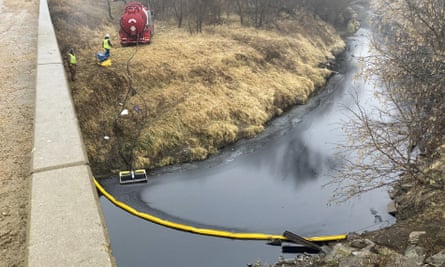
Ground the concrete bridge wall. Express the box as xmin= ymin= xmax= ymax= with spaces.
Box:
xmin=26 ymin=0 xmax=115 ymax=265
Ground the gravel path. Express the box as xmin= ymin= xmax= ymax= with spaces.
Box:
xmin=0 ymin=0 xmax=38 ymax=266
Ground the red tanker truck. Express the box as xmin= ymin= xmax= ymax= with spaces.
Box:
xmin=119 ymin=2 xmax=154 ymax=46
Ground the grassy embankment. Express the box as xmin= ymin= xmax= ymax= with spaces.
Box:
xmin=48 ymin=0 xmax=344 ymax=175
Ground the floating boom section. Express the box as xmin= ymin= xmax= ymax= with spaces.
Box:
xmin=119 ymin=2 xmax=153 ymax=45
xmin=94 ymin=178 xmax=348 ymax=243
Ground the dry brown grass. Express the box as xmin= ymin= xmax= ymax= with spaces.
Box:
xmin=48 ymin=0 xmax=344 ymax=174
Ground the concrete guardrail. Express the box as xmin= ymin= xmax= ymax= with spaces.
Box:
xmin=26 ymin=0 xmax=115 ymax=265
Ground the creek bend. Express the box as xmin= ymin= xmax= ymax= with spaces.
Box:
xmin=99 ymin=27 xmax=396 ymax=266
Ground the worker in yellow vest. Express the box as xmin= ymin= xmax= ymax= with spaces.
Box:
xmin=103 ymin=34 xmax=113 ymax=59
xmin=66 ymin=48 xmax=77 ymax=82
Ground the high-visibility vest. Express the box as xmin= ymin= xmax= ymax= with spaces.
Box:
xmin=103 ymin=38 xmax=111 ymax=50
xmin=68 ymin=53 xmax=77 ymax=64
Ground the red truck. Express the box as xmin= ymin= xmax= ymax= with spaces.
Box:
xmin=119 ymin=2 xmax=154 ymax=46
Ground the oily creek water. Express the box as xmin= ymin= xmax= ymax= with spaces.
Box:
xmin=98 ymin=26 xmax=396 ymax=267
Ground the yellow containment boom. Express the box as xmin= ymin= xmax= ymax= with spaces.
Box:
xmin=94 ymin=178 xmax=347 ymax=243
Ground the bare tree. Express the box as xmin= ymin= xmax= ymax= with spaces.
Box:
xmin=304 ymin=0 xmax=357 ymax=28
xmin=106 ymin=0 xmax=114 ymax=20
xmin=234 ymin=0 xmax=246 ymax=25
xmin=173 ymin=0 xmax=185 ymax=28
xmin=331 ymin=0 xmax=445 ymax=201
xmin=371 ymin=0 xmax=445 ymax=160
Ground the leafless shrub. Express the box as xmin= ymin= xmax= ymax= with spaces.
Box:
xmin=330 ymin=0 xmax=445 ymax=201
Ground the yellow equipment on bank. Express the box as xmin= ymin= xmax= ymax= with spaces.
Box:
xmin=97 ymin=58 xmax=112 ymax=67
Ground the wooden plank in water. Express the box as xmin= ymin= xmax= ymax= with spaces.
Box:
xmin=283 ymin=231 xmax=322 ymax=252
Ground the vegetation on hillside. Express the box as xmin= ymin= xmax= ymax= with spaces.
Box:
xmin=325 ymin=0 xmax=445 ymax=259
xmin=330 ymin=0 xmax=445 ymax=200
xmin=49 ymin=0 xmax=346 ymax=175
